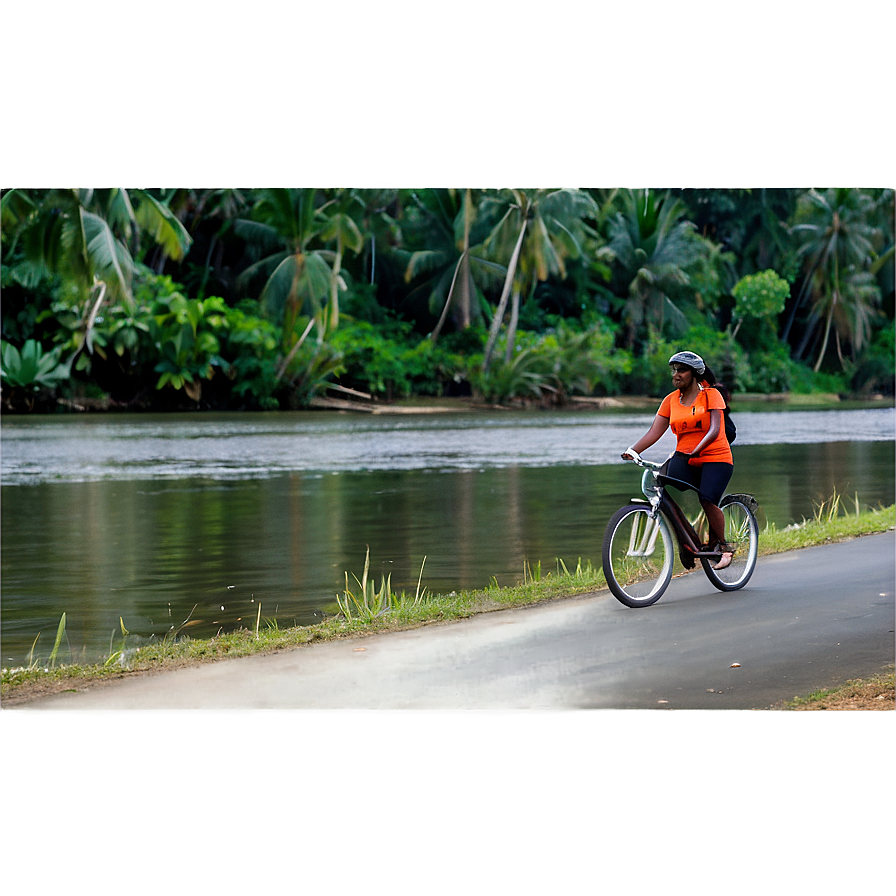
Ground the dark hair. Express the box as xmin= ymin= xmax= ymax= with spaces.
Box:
xmin=677 ymin=361 xmax=730 ymax=400
xmin=699 ymin=365 xmax=731 ymax=404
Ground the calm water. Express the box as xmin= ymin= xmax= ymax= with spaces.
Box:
xmin=2 ymin=406 xmax=894 ymax=666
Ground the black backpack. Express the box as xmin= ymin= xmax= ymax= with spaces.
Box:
xmin=702 ymin=384 xmax=737 ymax=444
xmin=724 ymin=406 xmax=737 ymax=444
xmin=714 ymin=383 xmax=736 ymax=444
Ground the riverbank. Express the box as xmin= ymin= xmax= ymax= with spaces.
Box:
xmin=3 ymin=502 xmax=893 ymax=707
xmin=40 ymin=389 xmax=896 ymax=416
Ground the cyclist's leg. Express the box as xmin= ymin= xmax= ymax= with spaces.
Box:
xmin=662 ymin=454 xmax=704 ymax=567
xmin=697 ymin=463 xmax=734 ymax=560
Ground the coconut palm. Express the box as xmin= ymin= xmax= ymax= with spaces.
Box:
xmin=0 ymin=188 xmax=191 ymax=305
xmin=604 ymin=189 xmax=698 ymax=349
xmin=234 ymin=189 xmax=334 ymax=344
xmin=399 ymin=189 xmax=504 ymax=340
xmin=788 ymin=188 xmax=883 ymax=370
xmin=1 ymin=188 xmax=192 ymax=368
xmin=479 ymin=188 xmax=598 ymax=369
xmin=318 ymin=189 xmax=365 ymax=330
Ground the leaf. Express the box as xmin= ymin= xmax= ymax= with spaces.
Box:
xmin=133 ymin=192 xmax=193 ymax=260
xmin=79 ymin=208 xmax=135 ymax=303
xmin=48 ymin=612 xmax=67 ymax=668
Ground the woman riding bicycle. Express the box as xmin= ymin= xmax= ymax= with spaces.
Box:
xmin=621 ymin=351 xmax=734 ymax=570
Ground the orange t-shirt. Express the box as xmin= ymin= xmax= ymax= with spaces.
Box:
xmin=658 ymin=386 xmax=733 ymax=464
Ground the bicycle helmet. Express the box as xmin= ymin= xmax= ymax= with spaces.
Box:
xmin=668 ymin=350 xmax=705 ymax=375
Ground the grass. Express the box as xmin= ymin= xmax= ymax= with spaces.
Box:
xmin=781 ymin=665 xmax=894 ymax=710
xmin=3 ymin=496 xmax=894 ymax=703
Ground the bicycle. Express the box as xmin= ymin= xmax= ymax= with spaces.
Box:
xmin=601 ymin=453 xmax=759 ymax=608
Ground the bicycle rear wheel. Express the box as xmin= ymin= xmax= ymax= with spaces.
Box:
xmin=701 ymin=498 xmax=758 ymax=591
xmin=602 ymin=504 xmax=674 ymax=607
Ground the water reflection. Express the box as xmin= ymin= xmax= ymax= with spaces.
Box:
xmin=1 ymin=409 xmax=894 ymax=666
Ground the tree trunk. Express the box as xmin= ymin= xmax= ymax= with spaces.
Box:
xmin=329 ymin=238 xmax=343 ymax=331
xmin=483 ymin=219 xmax=527 ymax=371
xmin=456 ymin=188 xmax=473 ymax=329
xmin=814 ymin=256 xmax=840 ymax=373
xmin=504 ymin=286 xmax=521 ymax=363
xmin=813 ymin=293 xmax=837 ymax=373
xmin=432 ymin=189 xmax=475 ymax=341
xmin=430 ymin=253 xmax=466 ymax=343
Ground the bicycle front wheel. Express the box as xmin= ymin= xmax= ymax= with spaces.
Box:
xmin=701 ymin=498 xmax=759 ymax=591
xmin=602 ymin=504 xmax=674 ymax=608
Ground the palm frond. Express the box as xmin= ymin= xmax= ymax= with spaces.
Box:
xmin=134 ymin=192 xmax=193 ymax=260
xmin=80 ymin=209 xmax=135 ymax=301
xmin=234 ymin=217 xmax=285 ymax=255
xmin=403 ymin=248 xmax=449 ymax=282
xmin=237 ymin=249 xmax=290 ymax=293
xmin=104 ymin=189 xmax=138 ymax=237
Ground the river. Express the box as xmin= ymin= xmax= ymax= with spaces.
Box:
xmin=1 ymin=404 xmax=893 ymax=667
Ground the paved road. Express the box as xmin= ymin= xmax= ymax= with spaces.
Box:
xmin=17 ymin=531 xmax=895 ymax=710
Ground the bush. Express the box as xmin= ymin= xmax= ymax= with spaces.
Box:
xmin=850 ymin=320 xmax=895 ymax=395
xmin=469 ymin=319 xmax=631 ymax=404
xmin=328 ymin=318 xmax=467 ymax=399
xmin=1 ymin=338 xmax=71 ymax=409
xmin=221 ymin=303 xmax=281 ymax=409
xmin=740 ymin=343 xmax=794 ymax=393
xmin=788 ymin=363 xmax=849 ymax=395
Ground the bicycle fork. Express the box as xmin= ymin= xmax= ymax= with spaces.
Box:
xmin=627 ymin=511 xmax=662 ymax=557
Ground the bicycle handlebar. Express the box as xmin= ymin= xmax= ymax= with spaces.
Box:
xmin=621 ymin=451 xmax=668 ymax=472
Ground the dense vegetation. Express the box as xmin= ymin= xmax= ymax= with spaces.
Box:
xmin=1 ymin=187 xmax=893 ymax=413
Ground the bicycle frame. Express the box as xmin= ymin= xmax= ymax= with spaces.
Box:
xmin=629 ymin=456 xmax=724 ymax=561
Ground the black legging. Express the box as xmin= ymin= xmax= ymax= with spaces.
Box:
xmin=665 ymin=452 xmax=733 ymax=506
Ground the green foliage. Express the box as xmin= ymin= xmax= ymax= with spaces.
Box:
xmin=849 ymin=319 xmax=895 ymax=395
xmin=328 ymin=318 xmax=465 ymax=399
xmin=732 ymin=269 xmax=790 ymax=321
xmin=48 ymin=613 xmax=67 ymax=669
xmin=280 ymin=336 xmax=346 ymax=409
xmin=740 ymin=344 xmax=795 ymax=393
xmin=336 ymin=548 xmax=429 ymax=622
xmin=220 ymin=303 xmax=281 ymax=409
xmin=470 ymin=319 xmax=632 ymax=404
xmin=3 ymin=188 xmax=892 ymax=410
xmin=0 ymin=338 xmax=71 ymax=391
xmin=787 ymin=363 xmax=849 ymax=395
xmin=104 ymin=618 xmax=131 ymax=668
xmin=539 ymin=319 xmax=632 ymax=397
xmin=149 ymin=291 xmax=229 ymax=399
xmin=471 ymin=345 xmax=556 ymax=404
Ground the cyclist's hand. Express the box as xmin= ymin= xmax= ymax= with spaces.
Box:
xmin=621 ymin=447 xmax=641 ymax=461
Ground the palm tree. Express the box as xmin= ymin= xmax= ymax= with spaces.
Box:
xmin=1 ymin=188 xmax=192 ymax=365
xmin=1 ymin=188 xmax=191 ymax=304
xmin=318 ymin=189 xmax=365 ymax=330
xmin=399 ymin=189 xmax=503 ymax=340
xmin=788 ymin=188 xmax=883 ymax=370
xmin=234 ymin=189 xmax=333 ymax=344
xmin=479 ymin=188 xmax=598 ymax=369
xmin=604 ymin=189 xmax=698 ymax=349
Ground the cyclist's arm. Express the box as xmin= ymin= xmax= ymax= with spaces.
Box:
xmin=689 ymin=409 xmax=722 ymax=457
xmin=622 ymin=414 xmax=669 ymax=459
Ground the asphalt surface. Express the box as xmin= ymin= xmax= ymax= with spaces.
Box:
xmin=15 ymin=530 xmax=895 ymax=710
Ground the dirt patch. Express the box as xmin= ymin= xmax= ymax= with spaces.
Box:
xmin=777 ymin=666 xmax=895 ymax=710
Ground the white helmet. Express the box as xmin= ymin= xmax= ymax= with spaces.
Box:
xmin=669 ymin=350 xmax=705 ymax=375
